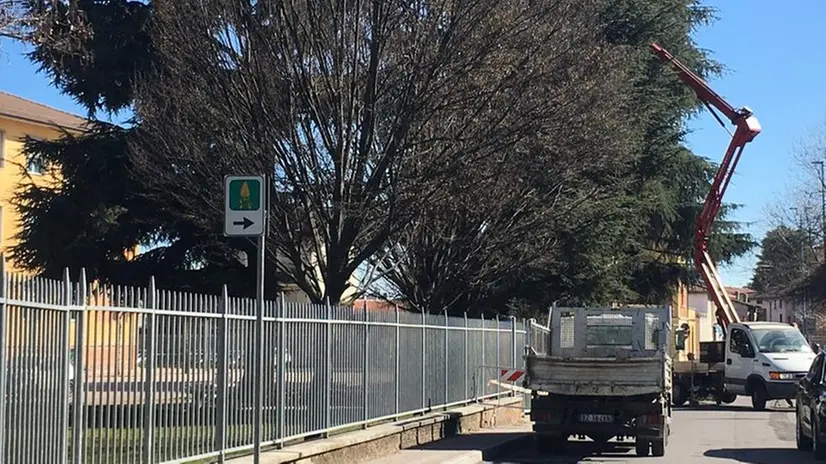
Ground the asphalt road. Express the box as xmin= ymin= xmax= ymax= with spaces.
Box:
xmin=490 ymin=397 xmax=818 ymax=463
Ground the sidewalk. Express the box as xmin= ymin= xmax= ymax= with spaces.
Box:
xmin=363 ymin=424 xmax=532 ymax=464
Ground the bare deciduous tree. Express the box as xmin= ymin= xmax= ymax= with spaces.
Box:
xmin=131 ymin=0 xmax=628 ymax=304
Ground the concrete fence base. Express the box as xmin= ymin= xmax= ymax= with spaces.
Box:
xmin=228 ymin=396 xmax=526 ymax=464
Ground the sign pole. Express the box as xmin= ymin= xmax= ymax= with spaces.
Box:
xmin=223 ymin=174 xmax=267 ymax=463
xmin=254 ymin=174 xmax=267 ymax=464
xmin=253 ymin=229 xmax=265 ymax=463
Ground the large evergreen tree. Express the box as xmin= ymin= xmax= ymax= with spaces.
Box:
xmin=10 ymin=0 xmax=754 ymax=312
xmin=11 ymin=0 xmax=280 ymax=295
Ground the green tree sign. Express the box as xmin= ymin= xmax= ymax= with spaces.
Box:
xmin=228 ymin=179 xmax=261 ymax=211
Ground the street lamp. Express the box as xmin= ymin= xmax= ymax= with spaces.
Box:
xmin=791 ymin=206 xmax=810 ymax=336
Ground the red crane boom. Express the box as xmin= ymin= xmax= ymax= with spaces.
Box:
xmin=650 ymin=43 xmax=762 ymax=333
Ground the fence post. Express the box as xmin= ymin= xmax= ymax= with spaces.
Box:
xmin=362 ymin=301 xmax=369 ymax=426
xmin=215 ymin=285 xmax=229 ymax=462
xmin=141 ymin=277 xmax=157 ymax=464
xmin=57 ymin=268 xmax=72 ymax=464
xmin=421 ymin=310 xmax=426 ymax=410
xmin=478 ymin=314 xmax=485 ymax=399
xmin=444 ymin=311 xmax=449 ymax=405
xmin=394 ymin=305 xmax=400 ymax=415
xmin=71 ymin=269 xmax=87 ymax=464
xmin=496 ymin=317 xmax=501 ymax=398
xmin=325 ymin=297 xmax=332 ymax=433
xmin=510 ymin=316 xmax=517 ymax=397
xmin=510 ymin=316 xmax=517 ymax=367
xmin=525 ymin=319 xmax=533 ymax=355
xmin=0 ymin=256 xmax=7 ymax=464
xmin=463 ymin=312 xmax=468 ymax=400
xmin=276 ymin=293 xmax=286 ymax=444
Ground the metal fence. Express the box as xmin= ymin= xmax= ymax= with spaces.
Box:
xmin=525 ymin=318 xmax=550 ymax=356
xmin=0 ymin=261 xmax=527 ymax=464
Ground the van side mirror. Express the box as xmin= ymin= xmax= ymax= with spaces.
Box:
xmin=675 ymin=329 xmax=686 ymax=351
xmin=740 ymin=345 xmax=755 ymax=358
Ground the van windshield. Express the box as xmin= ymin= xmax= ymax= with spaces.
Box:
xmin=751 ymin=327 xmax=811 ymax=353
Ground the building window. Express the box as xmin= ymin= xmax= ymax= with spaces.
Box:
xmin=780 ymin=313 xmax=783 ymax=323
xmin=0 ymin=130 xmax=4 ymax=168
xmin=27 ymin=153 xmax=45 ymax=175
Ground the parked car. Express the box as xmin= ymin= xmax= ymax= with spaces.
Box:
xmin=796 ymin=350 xmax=826 ymax=459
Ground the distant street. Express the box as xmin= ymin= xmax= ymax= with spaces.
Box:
xmin=490 ymin=397 xmax=817 ymax=463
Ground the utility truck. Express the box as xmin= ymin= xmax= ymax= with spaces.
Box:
xmin=647 ymin=44 xmax=791 ymax=408
xmin=524 ymin=306 xmax=672 ymax=457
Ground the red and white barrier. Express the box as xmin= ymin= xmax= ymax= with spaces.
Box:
xmin=499 ymin=369 xmax=525 ymax=383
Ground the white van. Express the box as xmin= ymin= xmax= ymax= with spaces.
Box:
xmin=724 ymin=321 xmax=815 ymax=410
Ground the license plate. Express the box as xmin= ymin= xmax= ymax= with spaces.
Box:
xmin=579 ymin=413 xmax=613 ymax=423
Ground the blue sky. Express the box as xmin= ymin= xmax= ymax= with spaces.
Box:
xmin=685 ymin=0 xmax=826 ymax=285
xmin=0 ymin=1 xmax=824 ymax=287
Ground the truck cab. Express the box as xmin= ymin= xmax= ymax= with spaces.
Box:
xmin=724 ymin=321 xmax=815 ymax=410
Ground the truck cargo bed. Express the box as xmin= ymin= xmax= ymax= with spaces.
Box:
xmin=526 ymin=354 xmax=671 ymax=396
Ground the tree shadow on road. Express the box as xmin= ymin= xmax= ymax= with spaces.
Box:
xmin=704 ymin=448 xmax=816 ymax=464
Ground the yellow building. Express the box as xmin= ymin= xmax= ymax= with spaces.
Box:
xmin=0 ymin=92 xmax=142 ymax=371
xmin=0 ymin=91 xmax=89 ymax=273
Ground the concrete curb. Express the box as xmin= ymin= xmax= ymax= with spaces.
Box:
xmin=440 ymin=434 xmax=533 ymax=464
xmin=228 ymin=396 xmax=526 ymax=464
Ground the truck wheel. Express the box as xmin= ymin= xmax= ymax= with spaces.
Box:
xmin=536 ymin=434 xmax=567 ymax=454
xmin=651 ymin=437 xmax=666 ymax=457
xmin=635 ymin=438 xmax=649 ymax=457
xmin=751 ymin=384 xmax=767 ymax=411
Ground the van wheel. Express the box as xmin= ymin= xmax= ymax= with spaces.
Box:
xmin=721 ymin=392 xmax=737 ymax=404
xmin=635 ymin=438 xmax=649 ymax=457
xmin=751 ymin=384 xmax=767 ymax=411
xmin=672 ymin=383 xmax=687 ymax=407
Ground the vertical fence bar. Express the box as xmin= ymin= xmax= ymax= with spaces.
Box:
xmin=526 ymin=319 xmax=533 ymax=356
xmin=58 ymin=268 xmax=71 ymax=464
xmin=70 ymin=269 xmax=87 ymax=464
xmin=215 ymin=285 xmax=229 ymax=462
xmin=443 ymin=311 xmax=448 ymax=404
xmin=325 ymin=298 xmax=332 ymax=432
xmin=363 ymin=302 xmax=369 ymax=426
xmin=394 ymin=305 xmax=400 ymax=415
xmin=496 ymin=317 xmax=501 ymax=398
xmin=0 ymin=256 xmax=7 ymax=464
xmin=463 ymin=313 xmax=468 ymax=400
xmin=510 ymin=317 xmax=517 ymax=398
xmin=141 ymin=277 xmax=157 ymax=464
xmin=421 ymin=310 xmax=426 ymax=409
xmin=276 ymin=293 xmax=286 ymax=444
xmin=478 ymin=314 xmax=485 ymax=399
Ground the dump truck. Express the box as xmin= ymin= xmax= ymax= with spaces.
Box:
xmin=524 ymin=306 xmax=672 ymax=457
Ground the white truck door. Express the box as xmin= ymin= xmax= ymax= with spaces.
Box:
xmin=724 ymin=326 xmax=754 ymax=394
